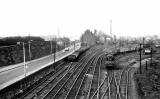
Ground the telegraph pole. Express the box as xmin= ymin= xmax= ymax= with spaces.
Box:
xmin=54 ymin=36 xmax=57 ymax=69
xmin=143 ymin=37 xmax=145 ymax=47
xmin=50 ymin=37 xmax=53 ymax=54
xmin=29 ymin=40 xmax=31 ymax=61
xmin=110 ymin=20 xmax=112 ymax=37
xmin=74 ymin=41 xmax=75 ymax=50
xmin=139 ymin=43 xmax=142 ymax=74
xmin=23 ymin=42 xmax=26 ymax=77
xmin=28 ymin=33 xmax=31 ymax=62
xmin=150 ymin=48 xmax=153 ymax=65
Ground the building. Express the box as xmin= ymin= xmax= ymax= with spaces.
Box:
xmin=81 ymin=29 xmax=96 ymax=46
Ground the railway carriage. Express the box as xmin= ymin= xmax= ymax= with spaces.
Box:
xmin=67 ymin=46 xmax=90 ymax=62
xmin=67 ymin=51 xmax=80 ymax=61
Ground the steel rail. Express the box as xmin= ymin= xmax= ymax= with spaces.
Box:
xmin=51 ymin=55 xmax=94 ymax=99
xmin=30 ymin=51 xmax=90 ymax=98
xmin=26 ymin=46 xmax=95 ymax=99
xmin=125 ymin=67 xmax=133 ymax=99
xmin=60 ymin=48 xmax=103 ymax=99
xmin=86 ymin=55 xmax=104 ymax=99
xmin=73 ymin=55 xmax=98 ymax=99
xmin=41 ymin=46 xmax=100 ymax=99
xmin=100 ymin=72 xmax=114 ymax=99
xmin=64 ymin=52 xmax=100 ymax=99
xmin=40 ymin=60 xmax=86 ymax=99
xmin=17 ymin=62 xmax=66 ymax=98
xmin=74 ymin=50 xmax=104 ymax=99
xmin=89 ymin=56 xmax=104 ymax=99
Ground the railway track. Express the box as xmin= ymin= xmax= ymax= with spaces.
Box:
xmin=89 ymin=52 xmax=138 ymax=99
xmin=12 ymin=62 xmax=67 ymax=98
xmin=64 ymin=55 xmax=102 ymax=99
xmin=100 ymin=70 xmax=114 ymax=99
xmin=74 ymin=54 xmax=103 ymax=99
xmin=112 ymin=60 xmax=135 ymax=99
xmin=90 ymin=57 xmax=108 ymax=99
xmin=16 ymin=46 xmax=141 ymax=99
xmin=18 ymin=46 xmax=102 ymax=99
xmin=86 ymin=56 xmax=104 ymax=99
xmin=42 ymin=47 xmax=104 ymax=99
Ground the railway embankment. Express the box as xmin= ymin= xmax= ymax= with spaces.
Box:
xmin=134 ymin=56 xmax=160 ymax=99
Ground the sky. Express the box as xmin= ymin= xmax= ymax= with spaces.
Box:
xmin=0 ymin=0 xmax=160 ymax=40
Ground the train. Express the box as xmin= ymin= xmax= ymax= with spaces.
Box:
xmin=67 ymin=46 xmax=90 ymax=62
xmin=105 ymin=52 xmax=115 ymax=69
xmin=114 ymin=47 xmax=137 ymax=56
xmin=105 ymin=47 xmax=138 ymax=69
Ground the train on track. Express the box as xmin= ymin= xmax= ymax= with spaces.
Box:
xmin=105 ymin=52 xmax=115 ymax=69
xmin=114 ymin=47 xmax=137 ymax=56
xmin=67 ymin=46 xmax=90 ymax=62
xmin=105 ymin=47 xmax=138 ymax=69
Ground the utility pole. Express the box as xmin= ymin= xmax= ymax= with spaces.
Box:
xmin=58 ymin=27 xmax=60 ymax=38
xmin=28 ymin=33 xmax=31 ymax=62
xmin=146 ymin=61 xmax=148 ymax=71
xmin=23 ymin=42 xmax=26 ymax=77
xmin=119 ymin=37 xmax=121 ymax=49
xmin=150 ymin=48 xmax=153 ymax=66
xmin=54 ymin=36 xmax=57 ymax=69
xmin=143 ymin=37 xmax=145 ymax=47
xmin=139 ymin=43 xmax=142 ymax=74
xmin=29 ymin=40 xmax=31 ymax=61
xmin=50 ymin=37 xmax=53 ymax=54
xmin=74 ymin=41 xmax=76 ymax=50
xmin=54 ymin=48 xmax=56 ymax=67
xmin=110 ymin=20 xmax=112 ymax=37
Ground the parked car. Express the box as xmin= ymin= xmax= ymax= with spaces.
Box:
xmin=65 ymin=48 xmax=69 ymax=51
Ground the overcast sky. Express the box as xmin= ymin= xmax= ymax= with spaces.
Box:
xmin=0 ymin=0 xmax=160 ymax=40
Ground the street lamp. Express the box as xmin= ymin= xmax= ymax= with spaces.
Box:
xmin=17 ymin=42 xmax=26 ymax=77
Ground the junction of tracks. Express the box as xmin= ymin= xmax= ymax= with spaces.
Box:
xmin=1 ymin=45 xmax=148 ymax=99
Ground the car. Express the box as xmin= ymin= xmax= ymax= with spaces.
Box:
xmin=65 ymin=48 xmax=69 ymax=51
xmin=144 ymin=49 xmax=151 ymax=54
xmin=155 ymin=44 xmax=160 ymax=48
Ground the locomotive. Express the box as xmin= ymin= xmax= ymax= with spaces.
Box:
xmin=105 ymin=53 xmax=115 ymax=69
